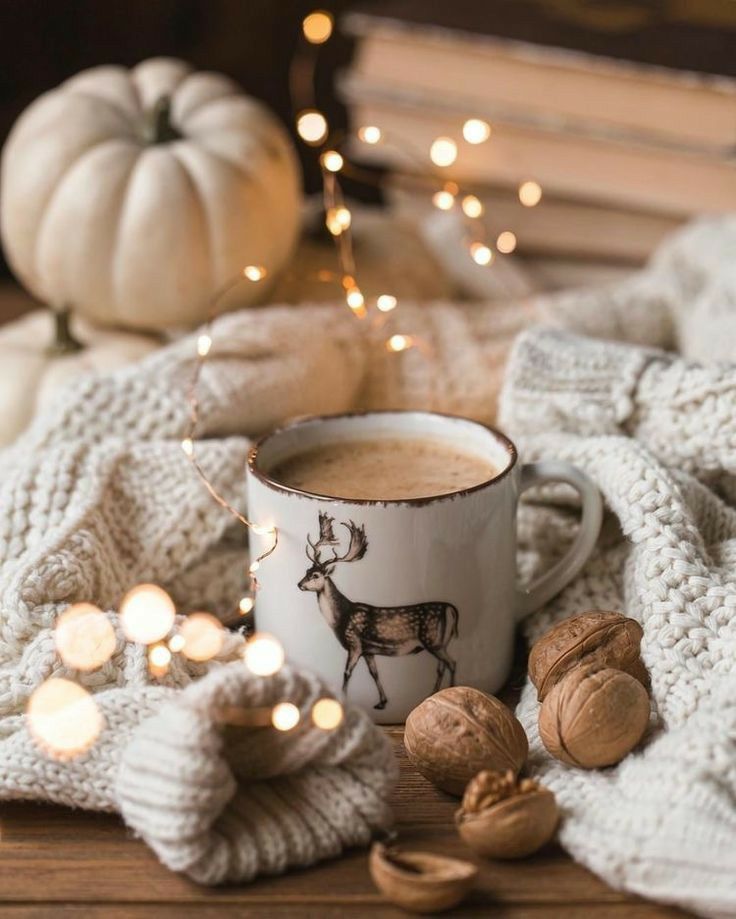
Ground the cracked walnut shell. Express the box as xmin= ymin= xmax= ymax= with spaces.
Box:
xmin=529 ymin=611 xmax=649 ymax=701
xmin=456 ymin=769 xmax=559 ymax=859
xmin=538 ymin=665 xmax=650 ymax=768
xmin=404 ymin=687 xmax=528 ymax=796
xmin=369 ymin=842 xmax=477 ymax=914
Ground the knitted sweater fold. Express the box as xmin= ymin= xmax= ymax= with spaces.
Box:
xmin=500 ymin=326 xmax=736 ymax=919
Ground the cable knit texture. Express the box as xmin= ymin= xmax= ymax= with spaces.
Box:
xmin=1 ymin=216 xmax=735 ymax=907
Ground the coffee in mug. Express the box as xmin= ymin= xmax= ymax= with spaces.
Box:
xmin=247 ymin=412 xmax=602 ymax=723
xmin=269 ymin=437 xmax=499 ymax=501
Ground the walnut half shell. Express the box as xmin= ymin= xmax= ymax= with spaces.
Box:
xmin=456 ymin=770 xmax=559 ymax=859
xmin=369 ymin=842 xmax=478 ymax=914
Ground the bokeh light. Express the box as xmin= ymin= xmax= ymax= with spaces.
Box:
xmin=346 ymin=287 xmax=365 ymax=311
xmin=376 ymin=294 xmax=397 ymax=312
xmin=272 ymin=702 xmax=301 ymax=731
xmin=320 ymin=150 xmax=343 ymax=172
xmin=168 ymin=633 xmax=185 ymax=653
xmin=357 ymin=125 xmax=381 ymax=144
xmin=55 ymin=603 xmax=116 ymax=671
xmin=432 ymin=190 xmax=455 ymax=210
xmin=196 ymin=334 xmax=212 ymax=357
xmin=312 ymin=698 xmax=344 ymax=730
xmin=302 ymin=10 xmax=333 ymax=44
xmin=120 ymin=584 xmax=176 ymax=645
xmin=180 ymin=612 xmax=224 ymax=662
xmin=243 ymin=265 xmax=267 ymax=282
xmin=297 ymin=109 xmax=328 ymax=145
xmin=430 ymin=137 xmax=458 ymax=167
xmin=28 ymin=678 xmax=103 ymax=759
xmin=519 ymin=180 xmax=543 ymax=207
xmin=470 ymin=242 xmax=493 ymax=266
xmin=244 ymin=633 xmax=285 ymax=676
xmin=239 ymin=597 xmax=255 ymax=615
xmin=497 ymin=230 xmax=517 ymax=254
xmin=387 ymin=334 xmax=412 ymax=352
xmin=461 ymin=195 xmax=483 ymax=218
xmin=149 ymin=643 xmax=171 ymax=668
xmin=462 ymin=118 xmax=491 ymax=144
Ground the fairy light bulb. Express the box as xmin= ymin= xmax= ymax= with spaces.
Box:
xmin=239 ymin=596 xmax=255 ymax=615
xmin=196 ymin=334 xmax=212 ymax=357
xmin=252 ymin=523 xmax=276 ymax=538
xmin=320 ymin=150 xmax=343 ymax=172
xmin=243 ymin=265 xmax=266 ymax=282
xmin=249 ymin=560 xmax=260 ymax=574
xmin=55 ymin=603 xmax=116 ymax=672
xmin=358 ymin=125 xmax=381 ymax=144
xmin=429 ymin=137 xmax=457 ymax=167
xmin=271 ymin=702 xmax=300 ymax=731
xmin=120 ymin=584 xmax=176 ymax=645
xmin=387 ymin=334 xmax=412 ymax=352
xmin=168 ymin=633 xmax=185 ymax=653
xmin=326 ymin=206 xmax=351 ymax=235
xmin=149 ymin=643 xmax=171 ymax=668
xmin=28 ymin=678 xmax=103 ymax=760
xmin=497 ymin=230 xmax=517 ymax=254
xmin=244 ymin=633 xmax=285 ymax=676
xmin=519 ymin=180 xmax=542 ymax=207
xmin=296 ymin=109 xmax=328 ymax=145
xmin=312 ymin=698 xmax=343 ymax=730
xmin=470 ymin=242 xmax=493 ymax=266
xmin=346 ymin=287 xmax=365 ymax=311
xmin=180 ymin=612 xmax=224 ymax=662
xmin=462 ymin=118 xmax=491 ymax=144
xmin=302 ymin=10 xmax=333 ymax=44
xmin=461 ymin=195 xmax=483 ymax=218
xmin=181 ymin=438 xmax=194 ymax=457
xmin=376 ymin=294 xmax=397 ymax=313
xmin=432 ymin=190 xmax=455 ymax=210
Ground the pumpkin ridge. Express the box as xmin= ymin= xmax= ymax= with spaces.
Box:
xmin=64 ymin=89 xmax=138 ymax=136
xmin=167 ymin=146 xmax=217 ymax=303
xmin=174 ymin=77 xmax=242 ymax=125
xmin=31 ymin=139 xmax=138 ymax=299
xmin=105 ymin=149 xmax=145 ymax=324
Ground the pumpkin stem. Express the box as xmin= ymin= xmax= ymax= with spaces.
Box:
xmin=143 ymin=96 xmax=181 ymax=145
xmin=49 ymin=307 xmax=83 ymax=355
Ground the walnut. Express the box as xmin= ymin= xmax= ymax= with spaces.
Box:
xmin=529 ymin=611 xmax=649 ymax=701
xmin=369 ymin=842 xmax=477 ymax=914
xmin=538 ymin=665 xmax=650 ymax=768
xmin=404 ymin=687 xmax=528 ymax=796
xmin=456 ymin=769 xmax=559 ymax=859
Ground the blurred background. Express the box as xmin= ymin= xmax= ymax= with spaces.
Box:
xmin=1 ymin=0 xmax=735 ymax=274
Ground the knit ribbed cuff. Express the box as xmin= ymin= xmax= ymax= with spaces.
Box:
xmin=498 ymin=327 xmax=662 ymax=438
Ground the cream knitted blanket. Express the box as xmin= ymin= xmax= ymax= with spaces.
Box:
xmin=1 ymin=216 xmax=735 ymax=909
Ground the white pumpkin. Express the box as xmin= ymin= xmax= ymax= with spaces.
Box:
xmin=0 ymin=309 xmax=160 ymax=445
xmin=0 ymin=58 xmax=302 ymax=331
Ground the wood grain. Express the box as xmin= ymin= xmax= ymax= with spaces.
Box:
xmin=0 ymin=732 xmax=689 ymax=917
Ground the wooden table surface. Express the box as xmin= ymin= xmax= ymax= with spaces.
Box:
xmin=0 ymin=731 xmax=688 ymax=918
xmin=0 ymin=286 xmax=688 ymax=916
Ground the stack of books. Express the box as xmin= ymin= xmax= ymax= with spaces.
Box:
xmin=339 ymin=1 xmax=736 ymax=268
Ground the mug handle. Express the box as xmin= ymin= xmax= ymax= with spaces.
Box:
xmin=515 ymin=461 xmax=603 ymax=620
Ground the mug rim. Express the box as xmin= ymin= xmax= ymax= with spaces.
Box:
xmin=247 ymin=410 xmax=518 ymax=506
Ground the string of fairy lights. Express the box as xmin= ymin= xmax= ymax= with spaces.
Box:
xmin=26 ymin=8 xmax=541 ymax=761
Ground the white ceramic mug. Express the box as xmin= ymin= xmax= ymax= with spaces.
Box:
xmin=246 ymin=411 xmax=602 ymax=723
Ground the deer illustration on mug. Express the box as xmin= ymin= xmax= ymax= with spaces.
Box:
xmin=298 ymin=512 xmax=459 ymax=709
